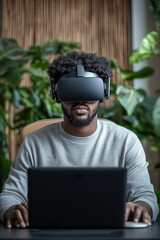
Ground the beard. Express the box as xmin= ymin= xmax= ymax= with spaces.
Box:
xmin=62 ymin=104 xmax=98 ymax=128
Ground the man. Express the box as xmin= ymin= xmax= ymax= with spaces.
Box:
xmin=0 ymin=51 xmax=159 ymax=228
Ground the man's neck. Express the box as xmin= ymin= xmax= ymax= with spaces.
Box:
xmin=62 ymin=116 xmax=98 ymax=137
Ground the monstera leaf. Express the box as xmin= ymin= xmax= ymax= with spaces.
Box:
xmin=120 ymin=67 xmax=154 ymax=80
xmin=116 ymin=85 xmax=145 ymax=115
xmin=0 ymin=39 xmax=30 ymax=76
xmin=130 ymin=31 xmax=160 ymax=63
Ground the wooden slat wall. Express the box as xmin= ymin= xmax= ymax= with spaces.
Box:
xmin=2 ymin=0 xmax=131 ymax=66
xmin=2 ymin=0 xmax=131 ymax=160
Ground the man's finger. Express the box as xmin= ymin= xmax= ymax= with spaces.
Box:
xmin=141 ymin=211 xmax=152 ymax=226
xmin=125 ymin=204 xmax=131 ymax=221
xmin=133 ymin=206 xmax=142 ymax=222
xmin=15 ymin=209 xmax=26 ymax=228
xmin=6 ymin=219 xmax=13 ymax=229
xmin=16 ymin=204 xmax=29 ymax=226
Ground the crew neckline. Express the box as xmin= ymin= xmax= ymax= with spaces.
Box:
xmin=58 ymin=120 xmax=102 ymax=143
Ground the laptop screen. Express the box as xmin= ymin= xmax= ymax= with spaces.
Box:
xmin=28 ymin=167 xmax=127 ymax=229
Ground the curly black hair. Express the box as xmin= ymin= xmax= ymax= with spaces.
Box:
xmin=47 ymin=51 xmax=112 ymax=84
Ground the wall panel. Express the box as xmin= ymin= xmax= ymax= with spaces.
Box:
xmin=2 ymin=0 xmax=131 ymax=68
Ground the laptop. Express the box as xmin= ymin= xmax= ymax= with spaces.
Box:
xmin=28 ymin=167 xmax=127 ymax=229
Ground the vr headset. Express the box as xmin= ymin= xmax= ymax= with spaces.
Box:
xmin=50 ymin=59 xmax=110 ymax=103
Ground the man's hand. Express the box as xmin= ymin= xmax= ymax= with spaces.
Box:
xmin=125 ymin=201 xmax=152 ymax=226
xmin=4 ymin=202 xmax=29 ymax=229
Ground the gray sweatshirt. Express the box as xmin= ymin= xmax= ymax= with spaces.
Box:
xmin=0 ymin=120 xmax=159 ymax=222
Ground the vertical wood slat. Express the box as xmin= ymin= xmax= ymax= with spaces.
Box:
xmin=2 ymin=0 xmax=131 ymax=160
xmin=2 ymin=0 xmax=131 ymax=72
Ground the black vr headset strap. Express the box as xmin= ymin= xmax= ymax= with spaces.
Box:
xmin=50 ymin=77 xmax=60 ymax=102
xmin=105 ymin=75 xmax=110 ymax=99
xmin=50 ymin=77 xmax=54 ymax=100
xmin=77 ymin=59 xmax=85 ymax=77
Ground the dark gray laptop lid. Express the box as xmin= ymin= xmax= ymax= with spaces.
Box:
xmin=28 ymin=167 xmax=127 ymax=229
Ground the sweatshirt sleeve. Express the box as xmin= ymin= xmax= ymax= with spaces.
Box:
xmin=125 ymin=132 xmax=159 ymax=222
xmin=0 ymin=137 xmax=32 ymax=222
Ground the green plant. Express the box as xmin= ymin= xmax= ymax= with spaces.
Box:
xmin=99 ymin=1 xmax=160 ymax=162
xmin=0 ymin=38 xmax=81 ymax=189
xmin=99 ymin=31 xmax=160 ymax=169
xmin=0 ymin=39 xmax=30 ymax=186
xmin=98 ymin=32 xmax=160 ymax=222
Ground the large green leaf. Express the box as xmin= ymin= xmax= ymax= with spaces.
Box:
xmin=0 ymin=57 xmax=30 ymax=76
xmin=120 ymin=67 xmax=154 ymax=80
xmin=130 ymin=31 xmax=160 ymax=63
xmin=2 ymin=69 xmax=23 ymax=86
xmin=0 ymin=39 xmax=29 ymax=77
xmin=140 ymin=31 xmax=158 ymax=52
xmin=116 ymin=86 xmax=145 ymax=115
xmin=0 ymin=38 xmax=26 ymax=60
xmin=153 ymin=96 xmax=160 ymax=137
